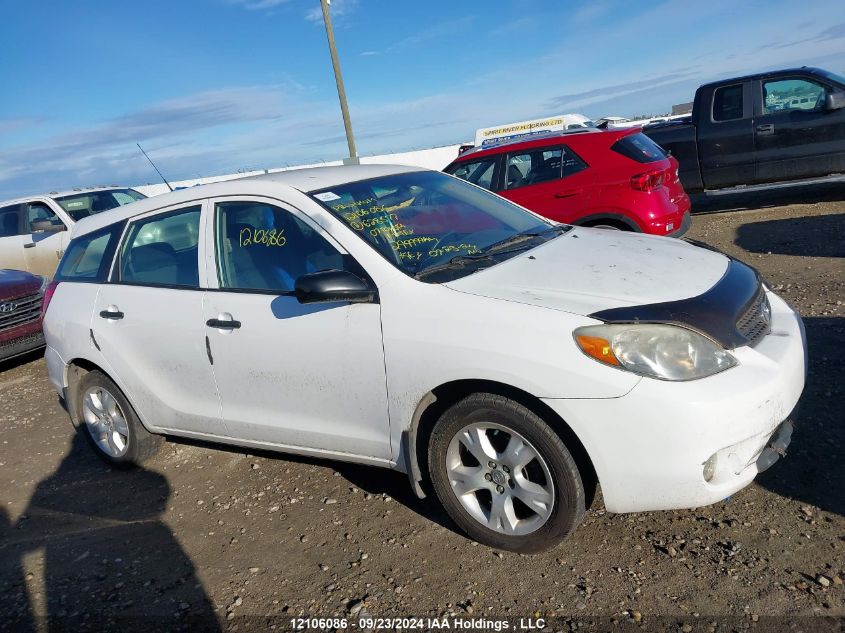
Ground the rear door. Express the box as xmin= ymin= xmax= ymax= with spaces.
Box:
xmin=697 ymin=82 xmax=756 ymax=188
xmin=498 ymin=144 xmax=593 ymax=223
xmin=753 ymin=74 xmax=845 ymax=182
xmin=23 ymin=201 xmax=70 ymax=277
xmin=203 ymin=196 xmax=391 ymax=460
xmin=0 ymin=204 xmax=27 ymax=270
xmin=91 ymin=201 xmax=224 ymax=436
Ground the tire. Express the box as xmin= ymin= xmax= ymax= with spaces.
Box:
xmin=427 ymin=393 xmax=585 ymax=553
xmin=76 ymin=370 xmax=163 ymax=466
xmin=589 ymin=224 xmax=624 ymax=231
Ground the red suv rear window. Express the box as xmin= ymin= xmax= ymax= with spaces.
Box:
xmin=611 ymin=133 xmax=668 ymax=163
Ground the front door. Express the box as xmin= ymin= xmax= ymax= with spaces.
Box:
xmin=204 ymin=197 xmax=391 ymax=461
xmin=499 ymin=144 xmax=594 ymax=223
xmin=754 ymin=75 xmax=845 ymax=182
xmin=23 ymin=202 xmax=69 ymax=277
xmin=92 ymin=203 xmax=224 ymax=435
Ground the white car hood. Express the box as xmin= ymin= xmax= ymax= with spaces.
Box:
xmin=444 ymin=227 xmax=730 ymax=317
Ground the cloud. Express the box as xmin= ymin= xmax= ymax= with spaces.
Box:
xmin=573 ymin=0 xmax=610 ymax=24
xmin=227 ymin=0 xmax=291 ymax=11
xmin=545 ymin=71 xmax=699 ymax=110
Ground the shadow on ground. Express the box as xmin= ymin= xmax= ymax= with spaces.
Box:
xmin=733 ymin=212 xmax=845 ymax=257
xmin=0 ymin=432 xmax=221 ymax=632
xmin=756 ymin=317 xmax=845 ymax=517
xmin=691 ymin=179 xmax=845 ymax=215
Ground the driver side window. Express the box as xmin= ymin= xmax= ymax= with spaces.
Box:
xmin=762 ymin=78 xmax=827 ymax=114
xmin=215 ymin=201 xmax=346 ymax=293
xmin=27 ymin=203 xmax=63 ymax=232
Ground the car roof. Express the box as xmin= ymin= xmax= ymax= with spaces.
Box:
xmin=0 ymin=185 xmax=137 ymax=207
xmin=697 ymin=66 xmax=829 ymax=90
xmin=72 ymin=163 xmax=425 ymax=237
xmin=452 ymin=127 xmax=629 ymax=161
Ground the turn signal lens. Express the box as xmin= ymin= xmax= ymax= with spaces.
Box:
xmin=575 ymin=334 xmax=620 ymax=366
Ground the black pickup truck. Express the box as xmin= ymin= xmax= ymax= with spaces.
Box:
xmin=644 ymin=67 xmax=845 ymax=192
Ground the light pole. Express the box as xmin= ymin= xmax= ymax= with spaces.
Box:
xmin=320 ymin=0 xmax=359 ymax=165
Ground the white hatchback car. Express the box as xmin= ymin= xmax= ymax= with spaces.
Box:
xmin=43 ymin=165 xmax=805 ymax=552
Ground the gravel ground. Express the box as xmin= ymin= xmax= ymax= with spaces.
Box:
xmin=0 ymin=182 xmax=843 ymax=632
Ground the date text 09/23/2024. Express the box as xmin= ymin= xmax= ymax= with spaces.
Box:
xmin=289 ymin=616 xmax=546 ymax=630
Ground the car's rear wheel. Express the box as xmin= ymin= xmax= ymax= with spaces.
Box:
xmin=427 ymin=393 xmax=585 ymax=553
xmin=77 ymin=370 xmax=163 ymax=466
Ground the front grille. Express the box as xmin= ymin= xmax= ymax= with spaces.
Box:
xmin=736 ymin=287 xmax=771 ymax=347
xmin=0 ymin=293 xmax=43 ymax=332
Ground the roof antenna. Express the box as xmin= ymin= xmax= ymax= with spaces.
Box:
xmin=137 ymin=143 xmax=174 ymax=192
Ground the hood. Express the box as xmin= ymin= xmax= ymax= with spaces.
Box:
xmin=444 ymin=227 xmax=730 ymax=317
xmin=0 ymin=269 xmax=44 ymax=300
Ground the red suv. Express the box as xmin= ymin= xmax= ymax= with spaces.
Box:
xmin=444 ymin=129 xmax=691 ymax=236
xmin=0 ymin=269 xmax=46 ymax=363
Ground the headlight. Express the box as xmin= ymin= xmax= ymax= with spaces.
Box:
xmin=574 ymin=323 xmax=737 ymax=381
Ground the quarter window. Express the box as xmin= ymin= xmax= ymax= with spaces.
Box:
xmin=215 ymin=201 xmax=345 ymax=293
xmin=118 ymin=206 xmax=201 ymax=287
xmin=55 ymin=223 xmax=125 ymax=282
xmin=712 ymin=84 xmax=744 ymax=121
xmin=0 ymin=204 xmax=22 ymax=237
xmin=505 ymin=146 xmax=586 ymax=189
xmin=762 ymin=78 xmax=827 ymax=114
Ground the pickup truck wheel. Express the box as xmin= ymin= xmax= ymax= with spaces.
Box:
xmin=77 ymin=370 xmax=163 ymax=467
xmin=427 ymin=393 xmax=586 ymax=553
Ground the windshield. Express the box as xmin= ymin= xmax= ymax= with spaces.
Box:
xmin=310 ymin=171 xmax=564 ymax=282
xmin=54 ymin=189 xmax=146 ymax=221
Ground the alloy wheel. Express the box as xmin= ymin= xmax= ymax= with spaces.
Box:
xmin=445 ymin=422 xmax=555 ymax=536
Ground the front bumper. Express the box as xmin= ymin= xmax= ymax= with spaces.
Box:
xmin=543 ymin=290 xmax=806 ymax=513
xmin=0 ymin=320 xmax=44 ymax=362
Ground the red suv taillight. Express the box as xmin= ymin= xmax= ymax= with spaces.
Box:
xmin=630 ymin=169 xmax=666 ymax=192
xmin=41 ymin=280 xmax=60 ymax=319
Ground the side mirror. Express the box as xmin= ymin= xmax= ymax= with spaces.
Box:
xmin=294 ymin=270 xmax=376 ymax=304
xmin=824 ymin=90 xmax=845 ymax=111
xmin=30 ymin=219 xmax=66 ymax=233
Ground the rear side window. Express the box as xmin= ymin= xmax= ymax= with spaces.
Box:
xmin=118 ymin=206 xmax=201 ymax=287
xmin=712 ymin=84 xmax=744 ymax=121
xmin=611 ymin=133 xmax=668 ymax=163
xmin=0 ymin=204 xmax=22 ymax=237
xmin=55 ymin=222 xmax=125 ymax=282
xmin=445 ymin=158 xmax=497 ymax=191
xmin=504 ymin=146 xmax=587 ymax=190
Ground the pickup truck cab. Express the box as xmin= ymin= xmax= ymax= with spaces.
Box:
xmin=0 ymin=187 xmax=145 ymax=277
xmin=644 ymin=67 xmax=845 ymax=192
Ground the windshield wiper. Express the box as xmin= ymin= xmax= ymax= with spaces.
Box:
xmin=413 ymin=225 xmax=570 ymax=281
xmin=483 ymin=223 xmax=570 ymax=255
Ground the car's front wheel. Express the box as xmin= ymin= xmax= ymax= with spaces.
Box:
xmin=76 ymin=370 xmax=163 ymax=466
xmin=427 ymin=393 xmax=586 ymax=553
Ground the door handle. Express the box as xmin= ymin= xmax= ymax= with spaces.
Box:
xmin=554 ymin=189 xmax=583 ymax=198
xmin=756 ymin=124 xmax=775 ymax=135
xmin=24 ymin=242 xmax=36 ymax=249
xmin=99 ymin=309 xmax=124 ymax=320
xmin=206 ymin=318 xmax=241 ymax=330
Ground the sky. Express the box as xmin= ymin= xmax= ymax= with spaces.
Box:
xmin=1 ymin=0 xmax=844 ymax=199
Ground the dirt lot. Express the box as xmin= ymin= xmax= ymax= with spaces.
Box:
xmin=1 ymin=182 xmax=843 ymax=632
